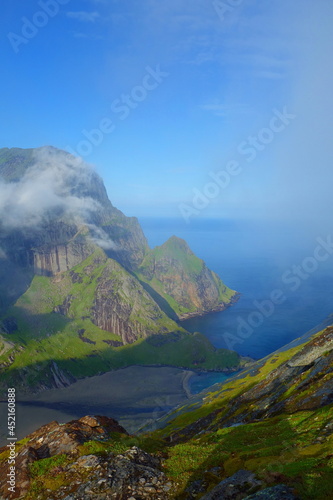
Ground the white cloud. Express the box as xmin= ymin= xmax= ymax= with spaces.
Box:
xmin=200 ymin=102 xmax=253 ymax=117
xmin=0 ymin=147 xmax=100 ymax=230
xmin=0 ymin=147 xmax=121 ymax=252
xmin=86 ymin=225 xmax=118 ymax=250
xmin=66 ymin=11 xmax=100 ymax=23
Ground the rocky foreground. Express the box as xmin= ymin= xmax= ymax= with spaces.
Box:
xmin=0 ymin=415 xmax=298 ymax=500
xmin=0 ymin=320 xmax=332 ymax=500
xmin=1 ymin=326 xmax=333 ymax=498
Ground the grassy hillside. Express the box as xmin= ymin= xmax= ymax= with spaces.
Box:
xmin=136 ymin=236 xmax=237 ymax=318
xmin=0 ymin=249 xmax=241 ymax=393
xmin=8 ymin=325 xmax=333 ymax=499
xmin=144 ymin=325 xmax=333 ymax=498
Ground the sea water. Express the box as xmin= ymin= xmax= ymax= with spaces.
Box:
xmin=139 ymin=216 xmax=333 ymax=392
xmin=3 ymin=218 xmax=332 ymax=440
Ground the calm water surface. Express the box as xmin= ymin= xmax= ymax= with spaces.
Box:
xmin=2 ymin=218 xmax=332 ymax=442
xmin=139 ymin=217 xmax=333 ymax=360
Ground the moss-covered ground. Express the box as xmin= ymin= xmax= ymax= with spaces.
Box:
xmin=0 ymin=250 xmax=241 ymax=392
xmin=13 ymin=404 xmax=332 ymax=499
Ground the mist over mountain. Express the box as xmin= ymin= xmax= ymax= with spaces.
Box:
xmin=0 ymin=146 xmax=150 ymax=275
xmin=0 ymin=147 xmax=100 ymax=230
xmin=0 ymin=146 xmax=146 ymax=256
xmin=0 ymin=146 xmax=240 ymax=395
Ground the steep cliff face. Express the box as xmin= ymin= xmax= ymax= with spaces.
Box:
xmin=91 ymin=258 xmax=176 ymax=344
xmin=18 ymin=248 xmax=179 ymax=346
xmin=0 ymin=146 xmax=148 ymax=282
xmin=137 ymin=236 xmax=237 ymax=319
xmin=0 ymin=145 xmax=241 ymax=395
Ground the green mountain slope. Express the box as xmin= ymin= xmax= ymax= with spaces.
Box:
xmin=1 ymin=323 xmax=332 ymax=499
xmin=146 ymin=325 xmax=333 ymax=498
xmin=136 ymin=236 xmax=237 ymax=319
xmin=0 ymin=146 xmax=242 ymax=394
xmin=0 ymin=248 xmax=241 ymax=394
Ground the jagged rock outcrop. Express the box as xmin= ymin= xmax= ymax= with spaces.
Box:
xmin=0 ymin=416 xmax=176 ymax=500
xmin=161 ymin=326 xmax=333 ymax=444
xmin=185 ymin=472 xmax=298 ymax=500
xmin=200 ymin=470 xmax=262 ymax=499
xmin=0 ymin=416 xmax=128 ymax=499
xmin=137 ymin=236 xmax=237 ymax=319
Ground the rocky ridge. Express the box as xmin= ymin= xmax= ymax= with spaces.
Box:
xmin=136 ymin=236 xmax=237 ymax=319
xmin=161 ymin=326 xmax=333 ymax=443
xmin=0 ymin=417 xmax=298 ymax=500
xmin=0 ymin=325 xmax=332 ymax=499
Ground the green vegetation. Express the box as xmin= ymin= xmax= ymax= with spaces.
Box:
xmin=0 ymin=326 xmax=239 ymax=392
xmin=0 ymin=248 xmax=241 ymax=392
xmin=136 ymin=236 xmax=237 ymax=317
xmin=144 ymin=236 xmax=205 ymax=275
xmin=78 ymin=432 xmax=165 ymax=456
xmin=29 ymin=455 xmax=70 ymax=478
xmin=0 ymin=147 xmax=34 ymax=181
xmin=162 ymin=405 xmax=333 ymax=499
xmin=2 ymin=324 xmax=332 ymax=499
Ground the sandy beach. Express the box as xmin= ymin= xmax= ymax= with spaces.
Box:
xmin=0 ymin=366 xmax=195 ymax=444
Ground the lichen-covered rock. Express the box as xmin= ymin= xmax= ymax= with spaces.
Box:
xmin=66 ymin=448 xmax=173 ymax=500
xmin=200 ymin=469 xmax=262 ymax=499
xmin=0 ymin=416 xmax=128 ymax=499
xmin=244 ymin=484 xmax=299 ymax=499
xmin=166 ymin=327 xmax=333 ymax=443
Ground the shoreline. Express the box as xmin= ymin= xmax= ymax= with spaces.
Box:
xmin=182 ymin=369 xmax=194 ymax=398
xmin=177 ymin=292 xmax=240 ymax=321
xmin=0 ymin=365 xmax=243 ymax=445
xmin=1 ymin=362 xmax=242 ymax=400
xmin=0 ymin=366 xmax=197 ymax=444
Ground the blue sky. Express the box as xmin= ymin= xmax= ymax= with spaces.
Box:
xmin=1 ymin=0 xmax=333 ymax=224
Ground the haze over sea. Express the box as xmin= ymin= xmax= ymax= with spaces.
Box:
xmin=2 ymin=216 xmax=332 ymax=442
xmin=139 ymin=216 xmax=333 ymax=370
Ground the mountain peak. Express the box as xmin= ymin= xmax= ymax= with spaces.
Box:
xmin=160 ymin=235 xmax=193 ymax=256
